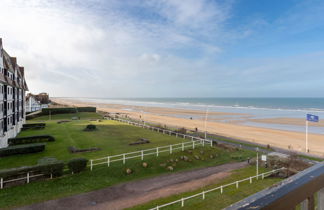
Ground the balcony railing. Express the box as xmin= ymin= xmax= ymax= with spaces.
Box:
xmin=226 ymin=162 xmax=324 ymax=210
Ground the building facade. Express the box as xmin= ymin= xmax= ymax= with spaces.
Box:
xmin=26 ymin=93 xmax=49 ymax=112
xmin=0 ymin=38 xmax=28 ymax=148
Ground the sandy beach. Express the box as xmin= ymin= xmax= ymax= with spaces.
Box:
xmin=52 ymin=98 xmax=324 ymax=157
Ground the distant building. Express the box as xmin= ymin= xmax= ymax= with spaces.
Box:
xmin=26 ymin=93 xmax=49 ymax=112
xmin=0 ymin=38 xmax=28 ymax=148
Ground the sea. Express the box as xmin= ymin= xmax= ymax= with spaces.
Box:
xmin=70 ymin=97 xmax=324 ymax=134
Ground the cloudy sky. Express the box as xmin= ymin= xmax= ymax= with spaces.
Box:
xmin=1 ymin=0 xmax=324 ymax=97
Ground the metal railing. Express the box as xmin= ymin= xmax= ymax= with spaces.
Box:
xmin=149 ymin=168 xmax=284 ymax=210
xmin=226 ymin=162 xmax=324 ymax=210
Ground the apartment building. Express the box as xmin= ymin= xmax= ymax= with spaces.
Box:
xmin=0 ymin=38 xmax=28 ymax=148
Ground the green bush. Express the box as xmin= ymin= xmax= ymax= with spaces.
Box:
xmin=8 ymin=135 xmax=55 ymax=146
xmin=41 ymin=107 xmax=96 ymax=115
xmin=67 ymin=158 xmax=88 ymax=173
xmin=84 ymin=124 xmax=96 ymax=131
xmin=22 ymin=123 xmax=46 ymax=130
xmin=37 ymin=157 xmax=65 ymax=177
xmin=0 ymin=143 xmax=46 ymax=157
xmin=0 ymin=158 xmax=64 ymax=179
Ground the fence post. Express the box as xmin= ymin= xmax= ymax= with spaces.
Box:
xmin=90 ymin=160 xmax=93 ymax=171
xmin=163 ymin=130 xmax=165 ymax=134
xmin=250 ymin=177 xmax=252 ymax=184
xmin=123 ymin=154 xmax=126 ymax=164
xmin=181 ymin=198 xmax=184 ymax=207
xmin=170 ymin=145 xmax=172 ymax=154
xmin=1 ymin=178 xmax=3 ymax=189
xmin=236 ymin=181 xmax=239 ymax=189
xmin=221 ymin=186 xmax=223 ymax=194
xmin=183 ymin=134 xmax=185 ymax=139
xmin=156 ymin=147 xmax=159 ymax=157
xmin=27 ymin=172 xmax=30 ymax=184
xmin=191 ymin=136 xmax=193 ymax=141
xmin=203 ymin=191 xmax=205 ymax=200
xmin=107 ymin=156 xmax=110 ymax=167
xmin=176 ymin=133 xmax=178 ymax=138
xmin=203 ymin=139 xmax=205 ymax=147
xmin=262 ymin=173 xmax=264 ymax=180
xmin=182 ymin=143 xmax=185 ymax=151
xmin=193 ymin=141 xmax=195 ymax=149
xmin=210 ymin=140 xmax=213 ymax=147
xmin=169 ymin=131 xmax=171 ymax=136
xmin=141 ymin=150 xmax=144 ymax=160
xmin=50 ymin=173 xmax=53 ymax=179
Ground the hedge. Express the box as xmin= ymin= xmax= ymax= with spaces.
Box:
xmin=22 ymin=123 xmax=46 ymax=130
xmin=8 ymin=135 xmax=55 ymax=146
xmin=0 ymin=158 xmax=64 ymax=179
xmin=0 ymin=143 xmax=46 ymax=157
xmin=41 ymin=107 xmax=96 ymax=115
xmin=67 ymin=158 xmax=88 ymax=173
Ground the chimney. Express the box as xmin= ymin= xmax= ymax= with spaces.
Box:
xmin=11 ymin=57 xmax=17 ymax=67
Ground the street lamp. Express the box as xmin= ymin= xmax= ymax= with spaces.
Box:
xmin=256 ymin=147 xmax=259 ymax=179
xmin=204 ymin=107 xmax=209 ymax=140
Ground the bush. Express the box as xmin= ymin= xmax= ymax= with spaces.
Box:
xmin=37 ymin=157 xmax=65 ymax=177
xmin=67 ymin=158 xmax=88 ymax=173
xmin=0 ymin=158 xmax=64 ymax=179
xmin=84 ymin=124 xmax=96 ymax=131
xmin=41 ymin=107 xmax=96 ymax=115
xmin=0 ymin=143 xmax=46 ymax=157
xmin=22 ymin=123 xmax=46 ymax=130
xmin=8 ymin=135 xmax=55 ymax=146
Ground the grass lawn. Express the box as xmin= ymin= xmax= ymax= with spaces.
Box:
xmin=0 ymin=112 xmax=257 ymax=209
xmin=0 ymin=113 xmax=190 ymax=169
xmin=130 ymin=166 xmax=283 ymax=210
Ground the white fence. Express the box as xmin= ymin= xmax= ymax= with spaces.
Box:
xmin=0 ymin=172 xmax=45 ymax=189
xmin=90 ymin=140 xmax=211 ymax=171
xmin=90 ymin=117 xmax=214 ymax=171
xmin=149 ymin=168 xmax=284 ymax=210
xmin=112 ymin=118 xmax=213 ymax=145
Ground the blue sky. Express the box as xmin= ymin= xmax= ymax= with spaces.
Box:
xmin=1 ymin=0 xmax=324 ymax=97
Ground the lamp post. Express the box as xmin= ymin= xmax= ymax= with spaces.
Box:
xmin=256 ymin=147 xmax=259 ymax=179
xmin=204 ymin=107 xmax=209 ymax=140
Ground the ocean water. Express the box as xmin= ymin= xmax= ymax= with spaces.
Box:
xmin=70 ymin=97 xmax=324 ymax=134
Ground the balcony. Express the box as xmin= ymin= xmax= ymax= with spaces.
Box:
xmin=226 ymin=162 xmax=324 ymax=210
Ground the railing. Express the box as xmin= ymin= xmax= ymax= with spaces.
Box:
xmin=0 ymin=172 xmax=45 ymax=189
xmin=226 ymin=162 xmax=324 ymax=210
xmin=90 ymin=140 xmax=210 ymax=170
xmin=111 ymin=117 xmax=213 ymax=145
xmin=149 ymin=168 xmax=284 ymax=210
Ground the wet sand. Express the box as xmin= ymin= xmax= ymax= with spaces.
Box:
xmin=52 ymin=98 xmax=324 ymax=156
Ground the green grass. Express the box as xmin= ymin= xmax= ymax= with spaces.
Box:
xmin=0 ymin=146 xmax=254 ymax=208
xmin=298 ymin=154 xmax=324 ymax=162
xmin=0 ymin=113 xmax=190 ymax=169
xmin=0 ymin=113 xmax=257 ymax=209
xmin=130 ymin=166 xmax=282 ymax=210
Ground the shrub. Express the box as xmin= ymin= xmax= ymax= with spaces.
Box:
xmin=0 ymin=143 xmax=46 ymax=157
xmin=8 ymin=135 xmax=55 ymax=146
xmin=177 ymin=127 xmax=187 ymax=134
xmin=0 ymin=158 xmax=64 ymax=179
xmin=41 ymin=107 xmax=96 ymax=115
xmin=37 ymin=157 xmax=65 ymax=177
xmin=67 ymin=158 xmax=88 ymax=173
xmin=22 ymin=123 xmax=46 ymax=130
xmin=84 ymin=124 xmax=96 ymax=131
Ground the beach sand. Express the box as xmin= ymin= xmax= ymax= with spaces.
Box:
xmin=52 ymin=98 xmax=324 ymax=157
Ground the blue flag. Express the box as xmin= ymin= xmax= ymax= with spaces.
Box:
xmin=307 ymin=114 xmax=319 ymax=122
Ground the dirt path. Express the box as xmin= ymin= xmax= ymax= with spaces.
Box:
xmin=17 ymin=162 xmax=247 ymax=210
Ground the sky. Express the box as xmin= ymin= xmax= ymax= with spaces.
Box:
xmin=0 ymin=0 xmax=324 ymax=98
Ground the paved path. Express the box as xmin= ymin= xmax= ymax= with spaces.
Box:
xmin=17 ymin=162 xmax=247 ymax=210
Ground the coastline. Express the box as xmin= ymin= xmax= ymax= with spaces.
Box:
xmin=51 ymin=98 xmax=324 ymax=156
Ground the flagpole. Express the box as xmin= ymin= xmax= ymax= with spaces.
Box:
xmin=306 ymin=120 xmax=308 ymax=153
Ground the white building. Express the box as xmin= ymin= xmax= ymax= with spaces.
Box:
xmin=0 ymin=38 xmax=28 ymax=148
xmin=26 ymin=95 xmax=48 ymax=112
